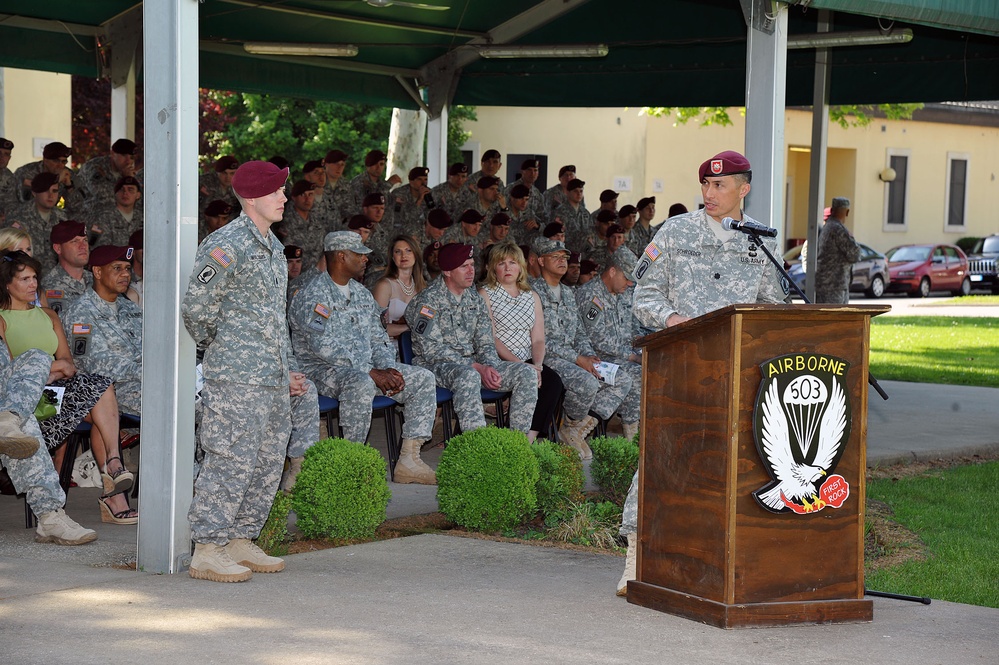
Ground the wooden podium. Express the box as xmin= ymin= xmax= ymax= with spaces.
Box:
xmin=627 ymin=304 xmax=889 ymax=628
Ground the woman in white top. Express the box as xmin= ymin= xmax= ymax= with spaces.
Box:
xmin=479 ymin=240 xmax=562 ymax=443
xmin=372 ymin=235 xmax=428 ymax=342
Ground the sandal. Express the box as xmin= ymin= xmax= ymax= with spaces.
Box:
xmin=101 ymin=456 xmax=134 ymax=495
xmin=98 ymin=493 xmax=139 ymax=525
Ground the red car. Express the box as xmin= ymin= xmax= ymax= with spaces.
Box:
xmin=885 ymin=244 xmax=970 ymax=297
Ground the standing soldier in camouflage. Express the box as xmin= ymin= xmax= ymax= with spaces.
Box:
xmin=182 ymin=160 xmax=312 ymax=583
xmin=590 ymin=189 xmax=619 ymax=225
xmin=77 ymin=139 xmax=138 ymax=214
xmin=814 ymin=197 xmax=860 ymax=304
xmin=543 ymin=165 xmax=586 ymax=219
xmin=350 ymin=149 xmax=401 ymax=217
xmin=551 ymin=179 xmax=591 ymax=255
xmin=300 ymin=160 xmax=335 ymax=232
xmin=405 ymin=243 xmax=538 ymax=436
xmin=87 ymin=176 xmax=143 ymax=247
xmin=619 ymin=150 xmax=788 ymax=596
xmin=322 ymin=150 xmax=353 ymax=229
xmin=617 ymin=204 xmax=637 ymax=247
xmin=471 ymin=175 xmax=508 ymax=227
xmin=40 ymin=221 xmax=92 ymax=315
xmin=277 ymin=180 xmax=326 ymax=273
xmin=507 ymin=184 xmax=543 ymax=246
xmin=465 ymin=149 xmax=504 ymax=194
xmin=1 ymin=138 xmax=20 ymax=221
xmin=431 ymin=162 xmax=475 ymax=221
xmin=626 ymin=196 xmax=657 ymax=258
xmin=289 ymin=231 xmax=438 ymax=484
xmin=198 ymin=155 xmax=239 ymax=218
xmin=7 ymin=173 xmax=67 ymax=277
xmin=504 ymin=159 xmax=546 ymax=221
xmin=392 ymin=166 xmax=432 ymax=237
xmin=531 ymin=238 xmax=632 ymax=459
xmin=360 ymin=192 xmax=394 ymax=287
xmin=576 ymin=247 xmax=642 ymax=441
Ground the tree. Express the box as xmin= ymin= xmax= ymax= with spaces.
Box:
xmin=640 ymin=104 xmax=922 ymax=128
xmin=71 ymin=76 xmax=144 ymax=164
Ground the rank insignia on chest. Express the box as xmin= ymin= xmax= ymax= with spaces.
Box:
xmin=209 ymin=247 xmax=233 ymax=268
xmin=644 ymin=243 xmax=661 ymax=262
xmin=314 ymin=303 xmax=331 ymax=318
xmin=72 ymin=323 xmax=91 ymax=335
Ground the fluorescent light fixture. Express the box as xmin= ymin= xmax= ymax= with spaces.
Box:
xmin=787 ymin=29 xmax=913 ymax=50
xmin=477 ymin=44 xmax=609 ymax=59
xmin=243 ymin=42 xmax=359 ymax=57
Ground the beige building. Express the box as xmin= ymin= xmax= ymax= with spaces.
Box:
xmin=464 ymin=104 xmax=999 ymax=253
xmin=0 ymin=67 xmax=73 ymax=168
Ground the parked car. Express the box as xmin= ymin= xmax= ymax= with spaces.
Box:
xmin=786 ymin=242 xmax=890 ymax=299
xmin=967 ymin=234 xmax=999 ymax=294
xmin=884 ymin=244 xmax=970 ymax=297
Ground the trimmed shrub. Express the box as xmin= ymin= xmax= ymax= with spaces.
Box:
xmin=436 ymin=426 xmax=539 ymax=532
xmin=531 ymin=439 xmax=584 ymax=522
xmin=589 ymin=435 xmax=639 ymax=505
xmin=292 ymin=437 xmax=390 ymax=540
xmin=257 ymin=490 xmax=293 ymax=557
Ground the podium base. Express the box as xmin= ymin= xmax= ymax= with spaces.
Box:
xmin=627 ymin=581 xmax=874 ymax=629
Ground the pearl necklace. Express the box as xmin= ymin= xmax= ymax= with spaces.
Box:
xmin=398 ymin=277 xmax=416 ymax=296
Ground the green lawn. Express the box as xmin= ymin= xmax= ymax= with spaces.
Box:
xmin=866 ymin=462 xmax=999 ymax=608
xmin=869 ymin=317 xmax=999 ymax=387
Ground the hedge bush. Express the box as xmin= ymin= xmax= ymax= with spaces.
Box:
xmin=292 ymin=437 xmax=390 ymax=540
xmin=436 ymin=426 xmax=539 ymax=532
xmin=589 ymin=435 xmax=639 ymax=505
xmin=531 ymin=439 xmax=584 ymax=522
xmin=257 ymin=490 xmax=293 ymax=557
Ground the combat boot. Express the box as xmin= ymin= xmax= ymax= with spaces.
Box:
xmin=0 ymin=410 xmax=39 ymax=460
xmin=226 ymin=538 xmax=285 ymax=573
xmin=622 ymin=420 xmax=640 ymax=442
xmin=616 ymin=533 xmax=637 ymax=597
xmin=393 ymin=438 xmax=436 ymax=484
xmin=279 ymin=456 xmax=303 ymax=491
xmin=34 ymin=509 xmax=97 ymax=546
xmin=560 ymin=416 xmax=593 ymax=460
xmin=189 ymin=543 xmax=253 ymax=582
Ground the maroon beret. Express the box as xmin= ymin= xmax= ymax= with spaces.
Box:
xmin=268 ymin=156 xmax=290 ymax=170
xmin=325 ymin=149 xmax=348 ymax=164
xmin=607 ymin=223 xmax=625 ymax=236
xmin=618 ymin=204 xmax=637 ymax=218
xmin=460 ymin=209 xmax=485 ymax=225
xmin=476 ymin=175 xmax=500 ymax=189
xmin=558 ymin=165 xmax=576 ymax=178
xmin=698 ymin=150 xmax=752 ymax=182
xmin=408 ymin=166 xmax=429 ymax=181
xmin=636 ymin=196 xmax=656 ymax=211
xmin=364 ymin=150 xmax=387 ymax=167
xmin=438 ymin=243 xmax=474 ymax=271
xmin=482 ymin=149 xmax=501 ymax=161
xmin=204 ymin=200 xmax=233 ymax=217
xmin=542 ymin=222 xmax=564 ymax=238
xmin=42 ymin=142 xmax=71 ymax=160
xmin=291 ymin=179 xmax=316 ymax=197
xmin=31 ymin=172 xmax=59 ymax=193
xmin=519 ymin=244 xmax=532 ymax=258
xmin=231 ymin=161 xmax=289 ymax=198
xmin=579 ymin=259 xmax=599 ymax=276
xmin=214 ymin=155 xmax=239 ymax=172
xmin=596 ymin=209 xmax=617 ymax=224
xmin=509 ymin=184 xmax=530 ymax=199
xmin=449 ymin=162 xmax=468 ymax=176
xmin=423 ymin=240 xmax=443 ymax=262
xmin=427 ymin=208 xmax=452 ymax=229
xmin=111 ymin=138 xmax=136 ymax=155
xmin=303 ymin=160 xmax=324 ymax=174
xmin=490 ymin=213 xmax=511 ymax=227
xmin=114 ymin=176 xmax=141 ymax=192
xmin=284 ymin=245 xmax=303 ymax=260
xmin=568 ymin=252 xmax=580 ymax=265
xmin=128 ymin=229 xmax=143 ymax=250
xmin=599 ymin=189 xmax=618 ymax=203
xmin=347 ymin=214 xmax=374 ymax=230
xmin=566 ymin=178 xmax=585 ymax=191
xmin=50 ymin=220 xmax=86 ymax=245
xmin=0 ymin=137 xmax=13 ymax=150
xmin=90 ymin=245 xmax=134 ymax=268
xmin=668 ymin=203 xmax=689 ymax=217
xmin=362 ymin=192 xmax=386 ymax=207
xmin=520 ymin=158 xmax=539 ymax=170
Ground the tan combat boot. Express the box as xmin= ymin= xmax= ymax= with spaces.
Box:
xmin=189 ymin=542 xmax=253 ymax=582
xmin=616 ymin=533 xmax=637 ymax=597
xmin=0 ymin=410 xmax=40 ymax=460
xmin=279 ymin=456 xmax=303 ymax=491
xmin=559 ymin=416 xmax=592 ymax=460
xmin=34 ymin=509 xmax=98 ymax=546
xmin=622 ymin=420 xmax=640 ymax=442
xmin=226 ymin=538 xmax=285 ymax=573
xmin=393 ymin=439 xmax=436 ymax=484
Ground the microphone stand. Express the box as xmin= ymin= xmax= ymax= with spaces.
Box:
xmin=746 ymin=230 xmax=890 ymax=402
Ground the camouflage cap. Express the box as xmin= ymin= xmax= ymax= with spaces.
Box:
xmin=609 ymin=247 xmax=638 ymax=280
xmin=533 ymin=237 xmax=570 ymax=257
xmin=324 ymin=230 xmax=372 ymax=254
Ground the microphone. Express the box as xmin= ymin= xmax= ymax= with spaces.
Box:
xmin=722 ymin=217 xmax=778 ymax=238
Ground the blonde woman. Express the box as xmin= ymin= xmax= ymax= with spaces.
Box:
xmin=0 ymin=228 xmax=49 ymax=307
xmin=478 ymin=240 xmax=562 ymax=442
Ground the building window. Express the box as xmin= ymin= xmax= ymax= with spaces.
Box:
xmin=945 ymin=153 xmax=969 ymax=232
xmin=883 ymin=149 xmax=910 ymax=230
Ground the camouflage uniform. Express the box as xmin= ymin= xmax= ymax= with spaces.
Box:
xmin=504 ymin=179 xmax=546 ymax=218
xmin=390 ymin=186 xmax=428 ymax=237
xmin=86 ymin=203 xmax=143 ymax=248
xmin=531 ymin=277 xmax=631 ymax=422
xmin=289 ymin=271 xmax=435 ymax=443
xmin=197 ymin=172 xmax=238 ymax=217
xmin=0 ymin=167 xmax=18 ymax=220
xmin=322 ymin=179 xmax=354 ymax=229
xmin=430 ymin=182 xmax=475 ymax=222
xmin=12 ymin=161 xmax=85 ymax=213
xmin=277 ymin=206 xmax=328 ymax=273
xmin=349 ymin=173 xmax=394 ymax=217
xmin=466 ymin=171 xmax=503 ymax=193
xmin=61 ymin=288 xmax=143 ymax=416
xmin=622 ymin=208 xmax=787 ymax=536
xmin=363 ymin=221 xmax=395 ymax=288
xmin=405 ymin=278 xmax=537 ymax=434
xmin=0 ymin=345 xmax=67 ymax=516
xmin=182 ymin=213 xmax=302 ymax=546
xmin=575 ymin=275 xmax=642 ymax=426
xmin=507 ymin=206 xmax=543 ymax=247
xmin=582 ymin=233 xmax=609 ymax=268
xmin=551 ymin=202 xmax=592 ymax=255
xmin=626 ymin=222 xmax=655 ymax=259
xmin=6 ymin=202 xmax=66 ymax=277
xmin=76 ymin=155 xmax=126 ymax=213
xmin=814 ymin=218 xmax=860 ymax=304
xmin=542 ymin=185 xmax=586 ymax=221
xmin=40 ymin=265 xmax=93 ymax=316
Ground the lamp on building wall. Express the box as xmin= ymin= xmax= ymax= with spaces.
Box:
xmin=879 ymin=167 xmax=897 ymax=182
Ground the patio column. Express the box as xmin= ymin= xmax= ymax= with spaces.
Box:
xmin=426 ymin=104 xmax=449 ymax=188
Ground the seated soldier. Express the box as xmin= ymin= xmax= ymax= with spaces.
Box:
xmin=289 ymin=232 xmax=437 ymax=484
xmin=405 ymin=243 xmax=538 ymax=436
xmin=531 ymin=238 xmax=632 ymax=459
xmin=40 ymin=220 xmax=93 ymax=315
xmin=88 ymin=175 xmax=143 ymax=248
xmin=6 ymin=172 xmax=67 ymax=277
xmin=575 ymin=247 xmax=642 ymax=441
xmin=199 ymin=199 xmax=235 ymax=244
xmin=412 ymin=208 xmax=452 ymax=253
xmin=424 ymin=241 xmax=443 ymax=282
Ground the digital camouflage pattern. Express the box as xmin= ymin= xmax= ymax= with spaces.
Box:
xmin=430 ymin=181 xmax=476 ymax=222
xmin=6 ymin=202 xmax=66 ymax=277
xmin=0 ymin=167 xmax=18 ymax=219
xmin=814 ymin=218 xmax=861 ymax=304
xmin=39 ymin=265 xmax=92 ymax=316
xmin=12 ymin=161 xmax=85 ymax=213
xmin=86 ymin=203 xmax=143 ymax=248
xmin=390 ymin=187 xmax=429 ymax=238
xmin=76 ymin=155 xmax=126 ymax=214
xmin=551 ymin=201 xmax=592 ymax=255
xmin=197 ymin=171 xmax=239 ymax=218
xmin=278 ymin=206 xmax=327 ymax=274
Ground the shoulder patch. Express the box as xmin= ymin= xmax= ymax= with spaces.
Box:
xmin=197 ymin=264 xmax=218 ymax=285
xmin=419 ymin=305 xmax=436 ymax=319
xmin=46 ymin=290 xmax=64 ymax=298
xmin=634 ymin=257 xmax=651 ymax=281
xmin=72 ymin=336 xmax=88 ymax=356
xmin=590 ymin=296 xmax=604 ymax=311
xmin=209 ymin=247 xmax=233 ymax=268
xmin=72 ymin=323 xmax=91 ymax=335
xmin=413 ymin=305 xmax=436 ymax=336
xmin=314 ymin=303 xmax=331 ymax=319
xmin=644 ymin=243 xmax=661 ymax=262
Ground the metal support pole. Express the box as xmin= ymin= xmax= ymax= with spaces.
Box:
xmin=743 ymin=2 xmax=788 ymax=234
xmin=426 ymin=104 xmax=448 ymax=188
xmin=110 ymin=58 xmax=136 ymax=141
xmin=138 ymin=0 xmax=199 ymax=574
xmin=805 ymin=10 xmax=832 ymax=302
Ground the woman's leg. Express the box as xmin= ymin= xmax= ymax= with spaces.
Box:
xmin=85 ymin=386 xmax=135 ymax=516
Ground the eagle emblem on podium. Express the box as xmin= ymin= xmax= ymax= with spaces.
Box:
xmin=752 ymin=353 xmax=853 ymax=515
